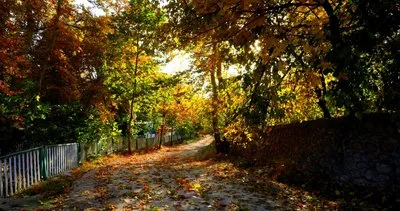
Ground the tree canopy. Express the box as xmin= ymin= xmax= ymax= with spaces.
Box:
xmin=0 ymin=0 xmax=398 ymax=154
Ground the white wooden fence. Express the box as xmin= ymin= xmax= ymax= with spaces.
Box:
xmin=0 ymin=133 xmax=184 ymax=198
xmin=0 ymin=143 xmax=79 ymax=197
xmin=45 ymin=143 xmax=78 ymax=178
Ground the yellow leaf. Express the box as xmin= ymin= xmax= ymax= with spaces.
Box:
xmin=193 ymin=183 xmax=201 ymax=191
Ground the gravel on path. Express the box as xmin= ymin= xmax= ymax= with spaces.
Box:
xmin=64 ymin=135 xmax=292 ymax=210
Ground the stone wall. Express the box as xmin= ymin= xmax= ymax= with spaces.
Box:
xmin=236 ymin=113 xmax=400 ymax=191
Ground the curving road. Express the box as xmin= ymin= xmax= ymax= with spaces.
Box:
xmin=64 ymin=135 xmax=291 ymax=210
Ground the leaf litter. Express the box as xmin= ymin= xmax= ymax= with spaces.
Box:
xmin=1 ymin=135 xmax=340 ymax=210
xmin=63 ymin=135 xmax=340 ymax=210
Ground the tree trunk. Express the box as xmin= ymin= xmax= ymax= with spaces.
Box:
xmin=159 ymin=118 xmax=165 ymax=149
xmin=210 ymin=42 xmax=225 ymax=153
xmin=318 ymin=98 xmax=331 ymax=118
xmin=210 ymin=63 xmax=222 ymax=149
xmin=39 ymin=0 xmax=63 ymax=95
xmin=316 ymin=70 xmax=331 ymax=118
xmin=170 ymin=126 xmax=174 ymax=146
xmin=24 ymin=1 xmax=35 ymax=57
xmin=322 ymin=0 xmax=362 ymax=114
xmin=127 ymin=37 xmax=140 ymax=153
xmin=215 ymin=45 xmax=224 ymax=90
xmin=127 ymin=99 xmax=134 ymax=153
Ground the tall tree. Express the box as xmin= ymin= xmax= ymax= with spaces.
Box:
xmin=167 ymin=0 xmax=399 ymax=116
xmin=1 ymin=0 xmax=116 ymax=150
xmin=105 ymin=0 xmax=165 ymax=153
xmin=164 ymin=0 xmax=399 ymax=153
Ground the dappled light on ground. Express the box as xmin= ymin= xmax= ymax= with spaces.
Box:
xmin=0 ymin=136 xmax=339 ymax=210
xmin=65 ymin=136 xmax=292 ymax=210
xmin=63 ymin=136 xmax=340 ymax=210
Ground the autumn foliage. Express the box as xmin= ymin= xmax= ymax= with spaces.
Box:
xmin=1 ymin=0 xmax=398 ymax=164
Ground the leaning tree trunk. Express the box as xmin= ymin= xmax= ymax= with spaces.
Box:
xmin=210 ymin=43 xmax=223 ymax=153
xmin=158 ymin=116 xmax=165 ymax=149
xmin=127 ymin=99 xmax=134 ymax=153
xmin=316 ymin=70 xmax=331 ymax=118
xmin=127 ymin=38 xmax=140 ymax=153
xmin=210 ymin=63 xmax=222 ymax=150
xmin=210 ymin=42 xmax=230 ymax=154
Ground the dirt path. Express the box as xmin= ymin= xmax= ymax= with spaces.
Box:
xmin=63 ymin=135 xmax=293 ymax=210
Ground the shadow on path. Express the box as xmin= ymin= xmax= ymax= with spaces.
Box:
xmin=64 ymin=135 xmax=292 ymax=210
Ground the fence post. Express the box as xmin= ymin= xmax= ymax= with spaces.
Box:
xmin=95 ymin=141 xmax=98 ymax=156
xmin=39 ymin=146 xmax=48 ymax=180
xmin=111 ymin=138 xmax=114 ymax=153
xmin=77 ymin=143 xmax=81 ymax=165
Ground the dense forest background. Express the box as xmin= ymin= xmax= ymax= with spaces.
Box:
xmin=0 ymin=0 xmax=399 ymax=155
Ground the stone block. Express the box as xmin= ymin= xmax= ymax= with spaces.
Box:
xmin=353 ymin=178 xmax=368 ymax=186
xmin=373 ymin=175 xmax=390 ymax=185
xmin=356 ymin=162 xmax=368 ymax=170
xmin=378 ymin=154 xmax=390 ymax=161
xmin=381 ymin=144 xmax=395 ymax=153
xmin=350 ymin=143 xmax=363 ymax=151
xmin=370 ymin=135 xmax=382 ymax=143
xmin=365 ymin=170 xmax=376 ymax=181
xmin=396 ymin=167 xmax=400 ymax=176
xmin=350 ymin=170 xmax=361 ymax=178
xmin=340 ymin=175 xmax=349 ymax=182
xmin=376 ymin=163 xmax=392 ymax=174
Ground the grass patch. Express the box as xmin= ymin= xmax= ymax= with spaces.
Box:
xmin=195 ymin=141 xmax=216 ymax=160
xmin=182 ymin=134 xmax=202 ymax=144
xmin=20 ymin=175 xmax=74 ymax=198
xmin=14 ymin=175 xmax=74 ymax=209
xmin=183 ymin=138 xmax=197 ymax=144
xmin=13 ymin=155 xmax=111 ymax=209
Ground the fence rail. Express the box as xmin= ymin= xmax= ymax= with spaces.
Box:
xmin=0 ymin=143 xmax=79 ymax=197
xmin=0 ymin=132 xmax=185 ymax=198
xmin=80 ymin=133 xmax=183 ymax=161
xmin=45 ymin=143 xmax=78 ymax=178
